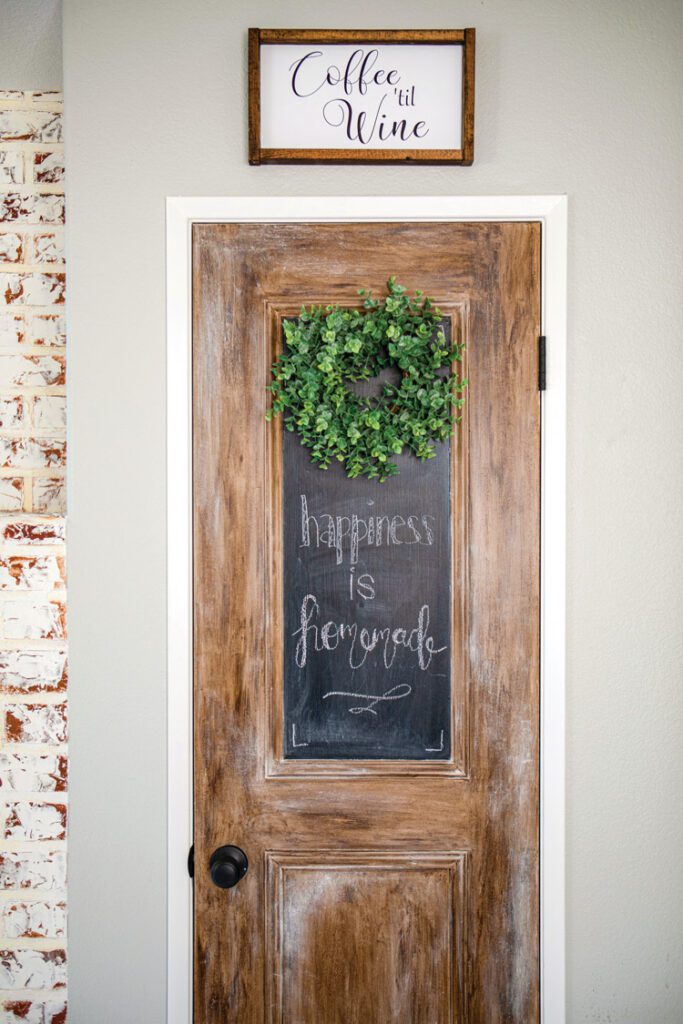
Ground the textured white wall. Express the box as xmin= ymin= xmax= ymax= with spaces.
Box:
xmin=0 ymin=1 xmax=62 ymax=90
xmin=62 ymin=1 xmax=683 ymax=1021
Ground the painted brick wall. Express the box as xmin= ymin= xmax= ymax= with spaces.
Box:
xmin=0 ymin=90 xmax=67 ymax=1024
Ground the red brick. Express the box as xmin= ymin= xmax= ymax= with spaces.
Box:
xmin=1 ymin=273 xmax=65 ymax=306
xmin=33 ymin=153 xmax=64 ymax=185
xmin=0 ymin=556 xmax=64 ymax=590
xmin=3 ymin=521 xmax=65 ymax=545
xmin=31 ymin=92 xmax=63 ymax=105
xmin=3 ymin=900 xmax=66 ymax=939
xmin=2 ymin=600 xmax=66 ymax=641
xmin=0 ymin=850 xmax=66 ymax=890
xmin=0 ymin=753 xmax=67 ymax=791
xmin=31 ymin=479 xmax=65 ymax=515
xmin=0 ymin=480 xmax=24 ymax=513
xmin=32 ymin=235 xmax=64 ymax=265
xmin=0 ymin=151 xmax=24 ymax=185
xmin=0 ymin=650 xmax=67 ymax=693
xmin=0 ymin=112 xmax=62 ymax=143
xmin=0 ymin=439 xmax=67 ymax=469
xmin=26 ymin=314 xmax=64 ymax=347
xmin=5 ymin=703 xmax=68 ymax=743
xmin=32 ymin=397 xmax=66 ymax=430
xmin=0 ymin=313 xmax=24 ymax=346
xmin=0 ymin=948 xmax=66 ymax=988
xmin=0 ymin=233 xmax=23 ymax=263
xmin=1 ymin=1001 xmax=67 ymax=1024
xmin=4 ymin=802 xmax=67 ymax=841
xmin=0 ymin=396 xmax=24 ymax=429
xmin=0 ymin=194 xmax=64 ymax=226
xmin=0 ymin=355 xmax=65 ymax=387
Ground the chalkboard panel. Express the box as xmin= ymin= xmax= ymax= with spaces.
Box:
xmin=283 ymin=365 xmax=452 ymax=760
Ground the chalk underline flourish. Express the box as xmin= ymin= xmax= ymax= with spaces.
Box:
xmin=322 ymin=682 xmax=412 ymax=715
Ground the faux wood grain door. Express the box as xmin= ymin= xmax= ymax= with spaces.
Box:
xmin=192 ymin=221 xmax=541 ymax=1023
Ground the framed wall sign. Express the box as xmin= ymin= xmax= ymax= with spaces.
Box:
xmin=248 ymin=28 xmax=475 ymax=165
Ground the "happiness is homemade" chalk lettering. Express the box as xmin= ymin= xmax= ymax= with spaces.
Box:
xmin=283 ymin=413 xmax=453 ymax=760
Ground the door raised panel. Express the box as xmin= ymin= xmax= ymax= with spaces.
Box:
xmin=266 ymin=850 xmax=468 ymax=1024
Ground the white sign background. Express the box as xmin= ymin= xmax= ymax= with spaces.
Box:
xmin=260 ymin=43 xmax=463 ymax=151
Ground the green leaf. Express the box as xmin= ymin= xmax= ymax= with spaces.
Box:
xmin=265 ymin=278 xmax=466 ymax=481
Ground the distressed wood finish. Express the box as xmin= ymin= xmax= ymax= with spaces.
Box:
xmin=193 ymin=221 xmax=541 ymax=1023
xmin=266 ymin=851 xmax=468 ymax=1024
xmin=248 ymin=28 xmax=475 ymax=165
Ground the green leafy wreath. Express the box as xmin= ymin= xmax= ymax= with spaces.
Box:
xmin=266 ymin=278 xmax=467 ymax=482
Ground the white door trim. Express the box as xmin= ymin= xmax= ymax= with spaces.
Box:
xmin=166 ymin=195 xmax=567 ymax=1024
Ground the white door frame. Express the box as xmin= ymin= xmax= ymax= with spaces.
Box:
xmin=166 ymin=195 xmax=567 ymax=1024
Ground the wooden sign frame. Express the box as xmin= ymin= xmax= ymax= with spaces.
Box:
xmin=248 ymin=28 xmax=475 ymax=165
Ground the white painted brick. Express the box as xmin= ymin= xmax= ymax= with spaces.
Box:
xmin=31 ymin=478 xmax=65 ymax=515
xmin=0 ymin=111 xmax=62 ymax=143
xmin=0 ymin=314 xmax=24 ymax=346
xmin=0 ymin=273 xmax=65 ymax=306
xmin=5 ymin=703 xmax=68 ymax=744
xmin=0 ymin=151 xmax=23 ymax=185
xmin=4 ymin=802 xmax=67 ymax=842
xmin=1 ymin=1001 xmax=67 ymax=1024
xmin=44 ymin=1002 xmax=67 ymax=1024
xmin=0 ymin=396 xmax=24 ymax=428
xmin=0 ymin=90 xmax=68 ymax=996
xmin=0 ymin=234 xmax=23 ymax=263
xmin=2 ymin=600 xmax=66 ymax=640
xmin=0 ymin=438 xmax=67 ymax=469
xmin=0 ymin=1003 xmax=44 ymax=1024
xmin=2 ymin=519 xmax=65 ymax=544
xmin=32 ymin=397 xmax=66 ymax=430
xmin=0 ymin=438 xmax=65 ymax=469
xmin=0 ymin=851 xmax=66 ymax=891
xmin=31 ymin=92 xmax=63 ymax=105
xmin=0 ymin=194 xmax=65 ymax=226
xmin=0 ymin=948 xmax=67 ymax=989
xmin=1 ymin=1002 xmax=44 ymax=1024
xmin=26 ymin=314 xmax=64 ymax=347
xmin=0 ymin=479 xmax=23 ymax=512
xmin=3 ymin=900 xmax=66 ymax=939
xmin=0 ymin=555 xmax=64 ymax=590
xmin=33 ymin=152 xmax=64 ymax=185
xmin=0 ymin=754 xmax=66 ymax=792
xmin=32 ymin=234 xmax=64 ymax=265
xmin=0 ymin=650 xmax=67 ymax=693
xmin=0 ymin=355 xmax=65 ymax=386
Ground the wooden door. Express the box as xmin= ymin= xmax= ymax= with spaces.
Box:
xmin=192 ymin=221 xmax=541 ymax=1023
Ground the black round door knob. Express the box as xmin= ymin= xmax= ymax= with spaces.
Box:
xmin=209 ymin=845 xmax=248 ymax=889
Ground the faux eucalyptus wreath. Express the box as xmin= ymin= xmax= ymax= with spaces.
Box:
xmin=266 ymin=278 xmax=467 ymax=482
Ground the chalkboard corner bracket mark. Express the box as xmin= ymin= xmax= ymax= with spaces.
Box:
xmin=425 ymin=729 xmax=445 ymax=753
xmin=292 ymin=723 xmax=309 ymax=748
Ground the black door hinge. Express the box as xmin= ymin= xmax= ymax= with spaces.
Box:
xmin=188 ymin=844 xmax=194 ymax=879
xmin=538 ymin=335 xmax=547 ymax=391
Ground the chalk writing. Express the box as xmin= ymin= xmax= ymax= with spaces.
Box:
xmin=301 ymin=493 xmax=435 ymax=565
xmin=323 ymin=683 xmax=412 ymax=716
xmin=293 ymin=595 xmax=446 ymax=671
